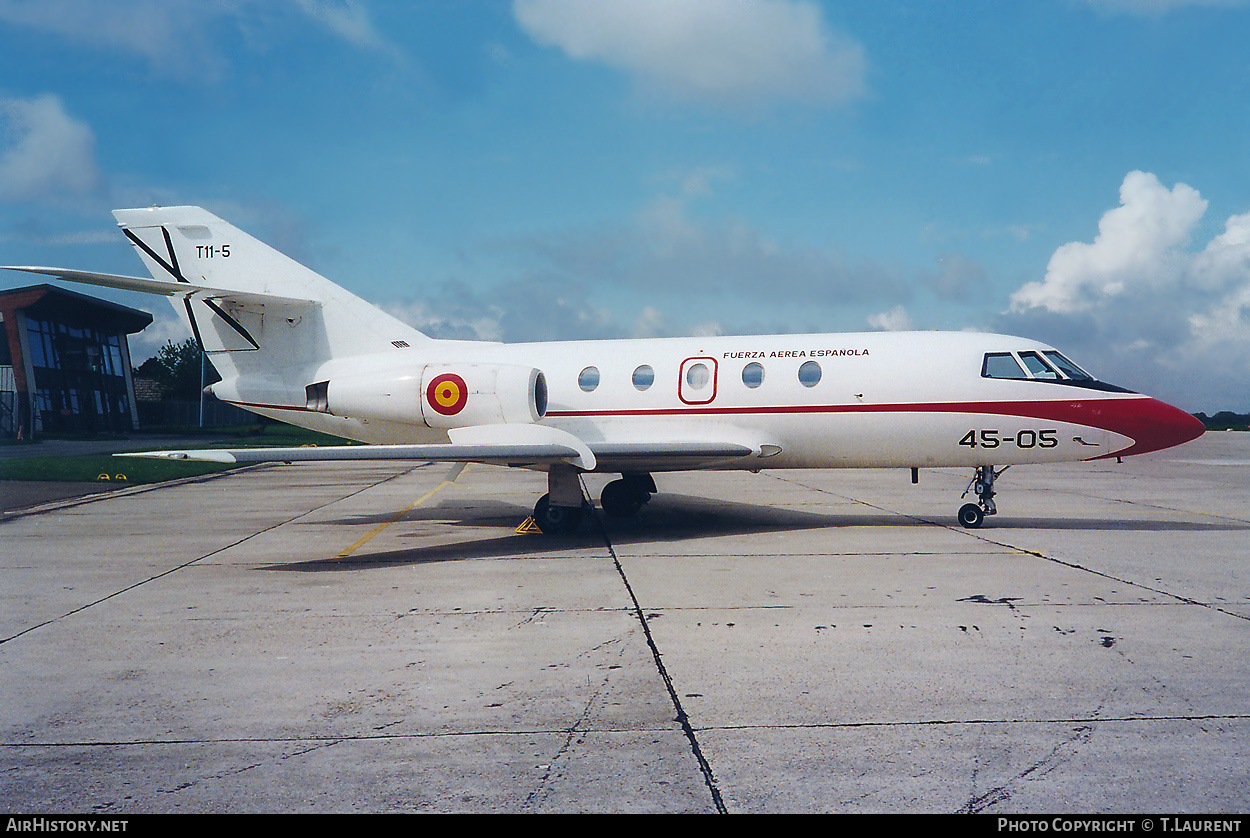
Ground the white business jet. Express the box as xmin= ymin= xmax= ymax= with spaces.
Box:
xmin=5 ymin=206 xmax=1205 ymax=532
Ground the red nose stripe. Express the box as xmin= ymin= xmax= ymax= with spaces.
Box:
xmin=1077 ymin=397 xmax=1206 ymax=458
xmin=880 ymin=396 xmax=1203 ymax=457
xmin=546 ymin=394 xmax=1205 ymax=457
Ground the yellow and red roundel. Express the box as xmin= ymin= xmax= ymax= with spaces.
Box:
xmin=426 ymin=373 xmax=468 ymax=416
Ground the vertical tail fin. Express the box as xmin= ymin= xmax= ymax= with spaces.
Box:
xmin=114 ymin=206 xmax=430 ymax=385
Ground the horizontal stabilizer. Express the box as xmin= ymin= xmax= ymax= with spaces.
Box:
xmin=1 ymin=266 xmax=318 ymax=309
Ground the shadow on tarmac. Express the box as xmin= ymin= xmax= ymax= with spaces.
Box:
xmin=261 ymin=492 xmax=1249 ymax=572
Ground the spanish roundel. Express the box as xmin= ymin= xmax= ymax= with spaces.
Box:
xmin=427 ymin=373 xmax=468 ymax=416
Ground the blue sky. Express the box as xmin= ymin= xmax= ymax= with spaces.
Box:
xmin=2 ymin=0 xmax=1249 ymax=411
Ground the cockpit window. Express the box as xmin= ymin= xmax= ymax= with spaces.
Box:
xmin=1042 ymin=350 xmax=1093 ymax=380
xmin=983 ymin=349 xmax=1129 ymax=392
xmin=982 ymin=352 xmax=1028 ymax=379
xmin=1018 ymin=351 xmax=1060 ymax=379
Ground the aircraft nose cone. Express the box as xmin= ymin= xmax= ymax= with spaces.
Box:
xmin=1107 ymin=397 xmax=1205 ymax=458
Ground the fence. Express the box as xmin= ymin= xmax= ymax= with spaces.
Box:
xmin=137 ymin=397 xmax=259 ymax=428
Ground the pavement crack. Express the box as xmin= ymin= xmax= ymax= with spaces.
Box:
xmin=587 ymin=491 xmax=728 ymax=814
xmin=957 ymin=722 xmax=1096 ymax=813
xmin=0 ymin=466 xmax=425 ymax=646
xmin=956 ymin=530 xmax=1250 ymax=623
xmin=521 ymin=668 xmax=612 ymax=811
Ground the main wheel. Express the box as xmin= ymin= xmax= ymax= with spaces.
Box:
xmin=533 ymin=494 xmax=584 ymax=534
xmin=600 ymin=479 xmax=649 ymax=518
xmin=958 ymin=503 xmax=985 ymax=529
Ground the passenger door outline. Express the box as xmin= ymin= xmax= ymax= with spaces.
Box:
xmin=678 ymin=356 xmax=718 ymax=406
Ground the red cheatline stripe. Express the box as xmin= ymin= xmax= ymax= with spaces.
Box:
xmin=545 ymin=396 xmax=1149 ymax=421
xmin=223 ymin=394 xmax=1201 ymax=457
xmin=227 ymin=400 xmax=315 ymax=412
xmin=230 ymin=396 xmax=1145 ymax=422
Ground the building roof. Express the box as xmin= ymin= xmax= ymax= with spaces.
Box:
xmin=0 ymin=284 xmax=153 ymax=334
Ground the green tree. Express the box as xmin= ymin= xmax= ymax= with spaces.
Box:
xmin=135 ymin=338 xmax=218 ymax=400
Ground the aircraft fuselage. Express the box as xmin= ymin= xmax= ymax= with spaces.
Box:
xmin=6 ymin=206 xmax=1204 ymax=532
xmin=221 ymin=329 xmax=1203 ymax=472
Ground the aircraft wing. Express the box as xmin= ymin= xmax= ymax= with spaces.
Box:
xmin=2 ymin=266 xmax=318 ymax=309
xmin=587 ymin=441 xmax=769 ymax=471
xmin=119 ymin=424 xmax=598 ymax=471
xmin=122 ymin=442 xmax=590 ymax=468
xmin=115 ymin=426 xmax=778 ymax=473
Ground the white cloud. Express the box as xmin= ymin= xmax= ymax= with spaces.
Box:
xmin=384 ymin=298 xmax=504 ymax=343
xmin=615 ymin=172 xmax=910 ymax=307
xmin=0 ymin=0 xmax=401 ymax=81
xmin=0 ymin=0 xmax=231 ymax=80
xmin=128 ymin=305 xmax=192 ymax=364
xmin=632 ymin=305 xmax=668 ymax=338
xmin=921 ymin=252 xmax=990 ymax=302
xmin=1002 ymin=171 xmax=1250 ymax=410
xmin=1009 ymin=171 xmax=1206 ymax=314
xmin=0 ymin=94 xmax=102 ymax=203
xmin=867 ymin=305 xmax=913 ymax=331
xmin=513 ymin=0 xmax=866 ymax=108
xmin=1184 ymin=210 xmax=1250 ymax=351
xmin=1082 ymin=0 xmax=1250 ymax=14
xmin=291 ymin=0 xmax=403 ymax=62
xmin=1188 ymin=282 xmax=1250 ymax=349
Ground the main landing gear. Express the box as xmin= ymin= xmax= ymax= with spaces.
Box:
xmin=599 ymin=473 xmax=656 ymax=518
xmin=958 ymin=465 xmax=1006 ymax=529
xmin=531 ymin=465 xmax=586 ymax=534
xmin=530 ymin=468 xmax=656 ymax=534
xmin=532 ymin=493 xmax=586 ymax=534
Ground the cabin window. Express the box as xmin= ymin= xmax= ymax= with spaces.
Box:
xmin=685 ymin=362 xmax=710 ymax=390
xmin=1018 ymin=351 xmax=1060 ymax=380
xmin=1042 ymin=351 xmax=1093 ymax=380
xmin=632 ymin=365 xmax=654 ymax=390
xmin=742 ymin=362 xmax=764 ymax=389
xmin=798 ymin=360 xmax=822 ymax=388
xmin=982 ymin=352 xmax=1027 ymax=379
xmin=578 ymin=366 xmax=600 ymax=392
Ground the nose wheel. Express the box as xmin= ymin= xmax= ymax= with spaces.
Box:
xmin=959 ymin=465 xmax=1006 ymax=528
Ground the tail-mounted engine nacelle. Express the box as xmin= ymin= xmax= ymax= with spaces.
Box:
xmin=309 ymin=364 xmax=547 ymax=429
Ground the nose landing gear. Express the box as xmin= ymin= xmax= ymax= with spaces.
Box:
xmin=958 ymin=465 xmax=1006 ymax=528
